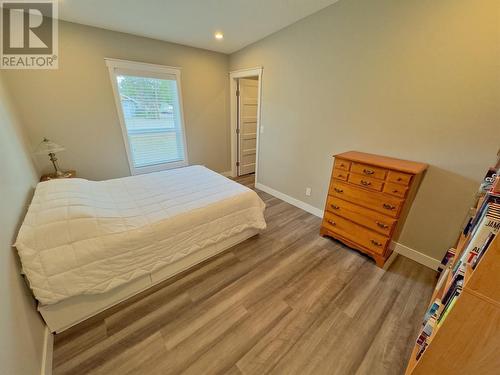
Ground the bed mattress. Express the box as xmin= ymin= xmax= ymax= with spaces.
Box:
xmin=15 ymin=166 xmax=266 ymax=305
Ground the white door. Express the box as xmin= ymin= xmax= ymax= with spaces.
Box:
xmin=237 ymin=78 xmax=258 ymax=175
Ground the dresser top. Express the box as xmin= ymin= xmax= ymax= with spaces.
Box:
xmin=334 ymin=151 xmax=428 ymax=174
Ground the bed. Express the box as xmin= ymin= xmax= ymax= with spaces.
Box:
xmin=15 ymin=165 xmax=266 ymax=332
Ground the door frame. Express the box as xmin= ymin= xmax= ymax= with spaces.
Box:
xmin=229 ymin=67 xmax=263 ymax=179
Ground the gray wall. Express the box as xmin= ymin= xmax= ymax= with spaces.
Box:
xmin=0 ymin=73 xmax=47 ymax=375
xmin=230 ymin=0 xmax=500 ymax=260
xmin=3 ymin=21 xmax=231 ymax=181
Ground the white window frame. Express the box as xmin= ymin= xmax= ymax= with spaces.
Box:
xmin=105 ymin=58 xmax=189 ymax=175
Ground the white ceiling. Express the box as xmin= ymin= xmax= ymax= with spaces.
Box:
xmin=57 ymin=0 xmax=339 ymax=54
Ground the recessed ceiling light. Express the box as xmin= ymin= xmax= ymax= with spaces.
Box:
xmin=214 ymin=32 xmax=224 ymax=40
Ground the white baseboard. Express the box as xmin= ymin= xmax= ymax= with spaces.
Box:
xmin=382 ymin=250 xmax=399 ymax=271
xmin=255 ymin=182 xmax=324 ymax=218
xmin=392 ymin=241 xmax=440 ymax=270
xmin=253 ymin=182 xmax=439 ymax=271
xmin=41 ymin=326 xmax=53 ymax=375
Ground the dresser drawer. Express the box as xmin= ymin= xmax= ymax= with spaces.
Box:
xmin=332 ymin=168 xmax=349 ymax=181
xmin=325 ymin=196 xmax=396 ymax=236
xmin=351 ymin=163 xmax=387 ymax=180
xmin=329 ymin=181 xmax=403 ymax=218
xmin=334 ymin=158 xmax=351 ymax=171
xmin=387 ymin=170 xmax=412 ymax=186
xmin=383 ymin=182 xmax=408 ymax=198
xmin=322 ymin=212 xmax=389 ymax=255
xmin=348 ymin=173 xmax=384 ymax=192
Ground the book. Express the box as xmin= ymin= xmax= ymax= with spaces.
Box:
xmin=464 ymin=212 xmax=500 ymax=259
xmin=462 ymin=207 xmax=477 ymax=236
xmin=493 ymin=176 xmax=500 ymax=194
xmin=478 ymin=167 xmax=498 ymax=195
xmin=423 ymin=300 xmax=441 ymax=327
xmin=467 ymin=203 xmax=499 ymax=240
xmin=415 ymin=315 xmax=438 ymax=360
xmin=437 ymin=295 xmax=458 ymax=327
xmin=416 ymin=342 xmax=428 ymax=360
xmin=472 ymin=232 xmax=496 ymax=269
xmin=434 ymin=267 xmax=450 ymax=293
xmin=439 ymin=248 xmax=455 ymax=269
xmin=441 ymin=275 xmax=464 ymax=308
xmin=467 ymin=193 xmax=500 ymax=237
xmin=455 ymin=204 xmax=500 ymax=275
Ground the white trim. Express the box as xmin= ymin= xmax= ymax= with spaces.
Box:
xmin=392 ymin=241 xmax=440 ymax=270
xmin=104 ymin=58 xmax=181 ymax=74
xmin=229 ymin=67 xmax=263 ymax=76
xmin=105 ymin=58 xmax=189 ymax=175
xmin=255 ymin=182 xmax=324 ymax=218
xmin=41 ymin=326 xmax=53 ymax=375
xmin=252 ymin=182 xmax=440 ymax=271
xmin=382 ymin=250 xmax=399 ymax=271
xmin=229 ymin=67 xmax=263 ymax=179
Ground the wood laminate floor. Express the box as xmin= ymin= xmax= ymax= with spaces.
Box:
xmin=53 ymin=173 xmax=436 ymax=375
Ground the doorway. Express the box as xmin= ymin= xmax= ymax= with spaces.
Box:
xmin=237 ymin=77 xmax=258 ymax=176
xmin=229 ymin=68 xmax=263 ymax=178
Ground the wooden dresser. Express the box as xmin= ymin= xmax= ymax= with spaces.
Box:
xmin=320 ymin=151 xmax=428 ymax=267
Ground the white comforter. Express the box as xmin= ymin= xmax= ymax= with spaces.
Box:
xmin=15 ymin=166 xmax=266 ymax=305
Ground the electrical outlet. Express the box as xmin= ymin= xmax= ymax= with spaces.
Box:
xmin=305 ymin=187 xmax=312 ymax=196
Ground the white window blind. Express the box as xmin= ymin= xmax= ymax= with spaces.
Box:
xmin=106 ymin=59 xmax=188 ymax=174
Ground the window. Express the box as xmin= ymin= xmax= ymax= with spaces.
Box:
xmin=106 ymin=59 xmax=188 ymax=174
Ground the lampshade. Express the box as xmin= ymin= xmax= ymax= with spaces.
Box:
xmin=34 ymin=138 xmax=65 ymax=155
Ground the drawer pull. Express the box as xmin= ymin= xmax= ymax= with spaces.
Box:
xmin=360 ymin=180 xmax=371 ymax=186
xmin=397 ymin=177 xmax=403 ymax=181
xmin=371 ymin=240 xmax=383 ymax=247
xmin=330 ymin=204 xmax=340 ymax=210
xmin=363 ymin=169 xmax=375 ymax=175
xmin=340 ymin=163 xmax=346 ymax=168
xmin=337 ymin=174 xmax=345 ymax=179
xmin=334 ymin=188 xmax=344 ymax=193
xmin=327 ymin=220 xmax=336 ymax=226
xmin=392 ymin=190 xmax=399 ymax=193
xmin=376 ymin=221 xmax=389 ymax=229
xmin=383 ymin=203 xmax=396 ymax=210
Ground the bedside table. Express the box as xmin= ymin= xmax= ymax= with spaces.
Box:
xmin=40 ymin=170 xmax=76 ymax=182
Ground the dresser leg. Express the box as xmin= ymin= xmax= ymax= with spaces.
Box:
xmin=374 ymin=254 xmax=386 ymax=268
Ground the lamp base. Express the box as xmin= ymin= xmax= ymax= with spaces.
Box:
xmin=59 ymin=171 xmax=73 ymax=178
xmin=55 ymin=170 xmax=64 ymax=177
xmin=40 ymin=170 xmax=76 ymax=182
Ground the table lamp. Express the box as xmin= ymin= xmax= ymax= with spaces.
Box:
xmin=34 ymin=138 xmax=70 ymax=177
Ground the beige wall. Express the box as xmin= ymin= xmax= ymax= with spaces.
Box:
xmin=2 ymin=1 xmax=498 ymax=262
xmin=231 ymin=0 xmax=500 ymax=260
xmin=0 ymin=73 xmax=47 ymax=375
xmin=3 ymin=21 xmax=230 ymax=181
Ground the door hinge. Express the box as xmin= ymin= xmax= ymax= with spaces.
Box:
xmin=236 ymin=161 xmax=240 ymax=167
xmin=236 ymin=89 xmax=240 ymax=97
xmin=236 ymin=128 xmax=240 ymax=134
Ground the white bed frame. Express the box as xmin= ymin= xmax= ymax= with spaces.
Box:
xmin=39 ymin=228 xmax=259 ymax=333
